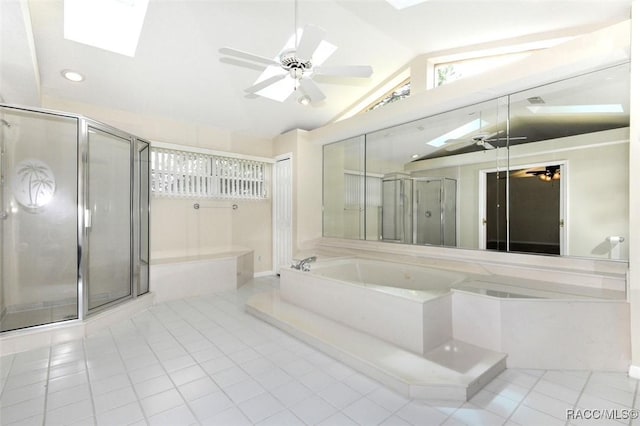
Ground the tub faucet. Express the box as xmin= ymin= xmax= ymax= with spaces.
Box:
xmin=291 ymin=256 xmax=317 ymax=271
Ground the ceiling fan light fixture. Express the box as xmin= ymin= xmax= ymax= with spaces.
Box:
xmin=298 ymin=95 xmax=311 ymax=106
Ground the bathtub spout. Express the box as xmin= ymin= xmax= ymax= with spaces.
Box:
xmin=291 ymin=256 xmax=317 ymax=271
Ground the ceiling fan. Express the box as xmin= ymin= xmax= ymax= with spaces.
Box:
xmin=219 ymin=14 xmax=373 ymax=104
xmin=443 ymin=131 xmax=527 ymax=152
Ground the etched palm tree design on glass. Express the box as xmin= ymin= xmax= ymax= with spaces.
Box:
xmin=12 ymin=159 xmax=56 ymax=209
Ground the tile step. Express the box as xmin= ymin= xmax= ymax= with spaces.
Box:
xmin=246 ymin=290 xmax=506 ymax=401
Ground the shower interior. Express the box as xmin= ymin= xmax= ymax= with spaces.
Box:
xmin=0 ymin=105 xmax=150 ymax=332
xmin=382 ymin=175 xmax=456 ymax=246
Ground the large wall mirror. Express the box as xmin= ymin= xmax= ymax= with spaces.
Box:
xmin=322 ymin=63 xmax=630 ymax=260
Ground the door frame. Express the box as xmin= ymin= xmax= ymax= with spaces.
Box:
xmin=479 ymin=160 xmax=568 ymax=255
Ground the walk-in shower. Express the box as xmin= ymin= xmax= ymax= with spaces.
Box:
xmin=0 ymin=105 xmax=149 ymax=332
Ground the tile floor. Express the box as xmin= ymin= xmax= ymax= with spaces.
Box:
xmin=0 ymin=277 xmax=638 ymax=426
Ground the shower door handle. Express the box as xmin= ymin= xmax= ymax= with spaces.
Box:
xmin=84 ymin=209 xmax=92 ymax=229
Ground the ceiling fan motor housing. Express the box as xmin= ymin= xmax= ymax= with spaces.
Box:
xmin=280 ymin=50 xmax=312 ymax=79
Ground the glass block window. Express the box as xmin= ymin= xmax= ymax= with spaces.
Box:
xmin=150 ymin=148 xmax=270 ymax=199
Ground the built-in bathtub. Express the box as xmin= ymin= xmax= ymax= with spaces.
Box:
xmin=282 ymin=259 xmax=463 ymax=355
xmin=279 ymin=256 xmax=630 ymax=370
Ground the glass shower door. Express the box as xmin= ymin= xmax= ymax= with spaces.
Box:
xmin=86 ymin=127 xmax=132 ymax=311
xmin=414 ymin=179 xmax=442 ymax=245
xmin=0 ymin=108 xmax=78 ymax=331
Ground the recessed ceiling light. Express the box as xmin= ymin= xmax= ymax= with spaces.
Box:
xmin=411 ymin=154 xmax=420 ymax=159
xmin=61 ymin=69 xmax=85 ymax=82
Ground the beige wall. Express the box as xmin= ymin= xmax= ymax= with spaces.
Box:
xmin=42 ymin=97 xmax=275 ymax=273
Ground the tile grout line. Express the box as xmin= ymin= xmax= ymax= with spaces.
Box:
xmin=0 ymin=353 xmax=16 ymax=406
xmin=565 ymin=370 xmax=593 ymax=426
xmin=184 ymin=292 xmax=358 ymax=425
xmin=41 ymin=346 xmax=52 ymax=426
xmin=80 ymin=338 xmax=99 ymax=426
xmin=499 ymin=369 xmax=548 ymax=425
xmin=147 ymin=298 xmax=245 ymax=424
xmin=630 ymin=379 xmax=639 ymax=426
xmin=108 ymin=321 xmax=152 ymax=425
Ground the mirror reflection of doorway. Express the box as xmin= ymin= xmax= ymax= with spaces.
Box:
xmin=485 ymin=163 xmax=564 ymax=255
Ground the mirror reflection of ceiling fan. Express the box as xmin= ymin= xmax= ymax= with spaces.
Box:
xmin=526 ymin=166 xmax=561 ymax=182
xmin=219 ymin=19 xmax=373 ymax=105
xmin=444 ymin=130 xmax=527 ymax=152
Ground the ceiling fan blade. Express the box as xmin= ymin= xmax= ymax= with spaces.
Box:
xmin=220 ymin=57 xmax=267 ymax=72
xmin=296 ymin=24 xmax=326 ymax=61
xmin=244 ymin=74 xmax=287 ymax=94
xmin=219 ymin=47 xmax=280 ymax=67
xmin=313 ymin=65 xmax=373 ymax=78
xmin=485 ymin=136 xmax=528 ymax=142
xmin=299 ymin=78 xmax=326 ymax=103
xmin=481 ymin=141 xmax=496 ymax=150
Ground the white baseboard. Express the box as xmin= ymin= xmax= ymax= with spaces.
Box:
xmin=254 ymin=271 xmax=275 ymax=278
xmin=629 ymin=364 xmax=640 ymax=379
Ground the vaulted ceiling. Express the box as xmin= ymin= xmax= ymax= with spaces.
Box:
xmin=1 ymin=0 xmax=632 ymax=140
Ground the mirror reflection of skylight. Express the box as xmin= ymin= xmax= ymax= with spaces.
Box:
xmin=253 ymin=29 xmax=337 ymax=102
xmin=385 ymin=0 xmax=429 ymax=10
xmin=526 ymin=104 xmax=624 ymax=114
xmin=426 ymin=119 xmax=488 ymax=148
xmin=64 ymin=0 xmax=149 ymax=57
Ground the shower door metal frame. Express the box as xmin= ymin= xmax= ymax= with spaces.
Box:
xmin=80 ymin=118 xmax=150 ymax=316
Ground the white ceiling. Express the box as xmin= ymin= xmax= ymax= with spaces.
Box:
xmin=0 ymin=0 xmax=632 ymax=140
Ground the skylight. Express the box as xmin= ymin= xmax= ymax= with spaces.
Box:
xmin=426 ymin=119 xmax=488 ymax=148
xmin=64 ymin=0 xmax=149 ymax=57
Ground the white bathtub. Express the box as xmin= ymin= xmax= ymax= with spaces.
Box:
xmin=280 ymin=258 xmax=465 ymax=355
xmin=310 ymin=258 xmax=466 ymax=297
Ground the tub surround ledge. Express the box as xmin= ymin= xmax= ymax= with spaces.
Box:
xmin=314 ymin=238 xmax=628 ymax=292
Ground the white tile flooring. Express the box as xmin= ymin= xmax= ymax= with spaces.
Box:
xmin=1 ymin=276 xmax=638 ymax=426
